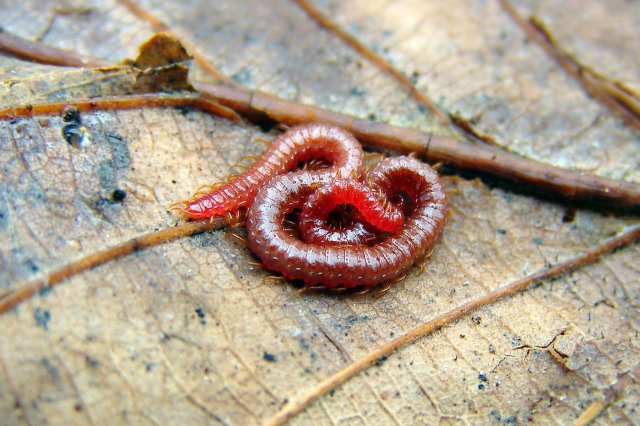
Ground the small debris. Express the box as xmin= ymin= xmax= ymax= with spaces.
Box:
xmin=62 ymin=106 xmax=81 ymax=123
xmin=34 ymin=307 xmax=51 ymax=330
xmin=111 ymin=188 xmax=127 ymax=202
xmin=263 ymin=352 xmax=276 ymax=363
xmin=375 ymin=355 xmax=388 ymax=366
xmin=62 ymin=123 xmax=89 ymax=146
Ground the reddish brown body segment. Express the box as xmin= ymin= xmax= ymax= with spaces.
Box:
xmin=246 ymin=156 xmax=447 ymax=288
xmin=178 ymin=124 xmax=364 ymax=219
xmin=177 ymin=123 xmax=447 ymax=289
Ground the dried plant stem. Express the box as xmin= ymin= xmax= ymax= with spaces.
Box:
xmin=0 ymin=93 xmax=241 ymax=123
xmin=263 ymin=225 xmax=640 ymax=426
xmin=0 ymin=219 xmax=228 ymax=314
xmin=498 ymin=0 xmax=640 ymax=132
xmin=1 ymin=85 xmax=639 ymax=210
xmin=0 ymin=31 xmax=111 ymax=68
xmin=196 ymin=82 xmax=640 ymax=210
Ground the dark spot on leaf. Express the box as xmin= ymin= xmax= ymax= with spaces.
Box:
xmin=85 ymin=356 xmax=99 ymax=368
xmin=62 ymin=106 xmax=81 ymax=123
xmin=174 ymin=105 xmax=194 ymax=116
xmin=375 ymin=355 xmax=388 ymax=366
xmin=562 ymin=206 xmax=576 ymax=223
xmin=231 ymin=69 xmax=252 ymax=85
xmin=111 ymin=189 xmax=127 ymax=202
xmin=346 ymin=314 xmax=371 ymax=325
xmin=34 ymin=307 xmax=51 ymax=331
xmin=94 ymin=196 xmax=110 ymax=209
xmin=350 ymin=87 xmax=366 ymax=97
xmin=24 ymin=258 xmax=39 ymax=272
xmin=40 ymin=357 xmax=60 ymax=380
xmin=263 ymin=352 xmax=276 ymax=363
xmin=38 ymin=286 xmax=53 ymax=297
xmin=195 ymin=307 xmax=207 ymax=325
xmin=189 ymin=232 xmax=218 ymax=248
xmin=0 ymin=206 xmax=7 ymax=229
xmin=504 ymin=415 xmax=517 ymax=424
xmin=299 ymin=339 xmax=310 ymax=350
xmin=62 ymin=123 xmax=88 ymax=146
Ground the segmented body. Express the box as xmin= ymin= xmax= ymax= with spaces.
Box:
xmin=177 ymin=123 xmax=447 ymax=289
xmin=246 ymin=156 xmax=447 ymax=288
xmin=178 ymin=125 xmax=364 ymax=219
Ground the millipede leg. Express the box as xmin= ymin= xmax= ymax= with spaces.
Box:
xmin=253 ymin=137 xmax=272 ymax=147
xmin=373 ymin=273 xmax=407 ymax=298
xmin=227 ymin=231 xmax=248 ymax=247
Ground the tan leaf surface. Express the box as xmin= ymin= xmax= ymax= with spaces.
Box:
xmin=1 ymin=1 xmax=639 ymax=425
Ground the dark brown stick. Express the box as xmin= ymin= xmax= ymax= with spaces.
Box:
xmin=196 ymin=82 xmax=640 ymax=211
xmin=0 ymin=30 xmax=111 ymax=67
xmin=0 ymin=219 xmax=228 ymax=314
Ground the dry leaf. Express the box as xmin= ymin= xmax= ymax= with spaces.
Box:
xmin=0 ymin=1 xmax=639 ymax=425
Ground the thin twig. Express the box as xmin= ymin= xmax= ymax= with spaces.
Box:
xmin=196 ymin=81 xmax=640 ymax=211
xmin=293 ymin=0 xmax=450 ymax=126
xmin=263 ymin=225 xmax=640 ymax=426
xmin=498 ymin=0 xmax=640 ymax=132
xmin=1 ymin=84 xmax=639 ymax=211
xmin=0 ymin=218 xmax=230 ymax=314
xmin=0 ymin=30 xmax=111 ymax=67
xmin=294 ymin=0 xmax=517 ymax=148
xmin=0 ymin=92 xmax=242 ymax=123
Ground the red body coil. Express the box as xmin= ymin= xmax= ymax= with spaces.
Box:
xmin=246 ymin=156 xmax=447 ymax=288
xmin=180 ymin=124 xmax=364 ymax=219
xmin=178 ymin=123 xmax=448 ymax=289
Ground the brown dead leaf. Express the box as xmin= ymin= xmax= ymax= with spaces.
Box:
xmin=0 ymin=1 xmax=639 ymax=426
